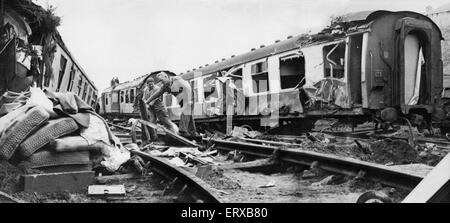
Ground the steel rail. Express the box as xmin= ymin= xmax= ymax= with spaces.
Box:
xmin=130 ymin=149 xmax=224 ymax=203
xmin=108 ymin=122 xmax=222 ymax=203
xmin=204 ymin=139 xmax=425 ymax=190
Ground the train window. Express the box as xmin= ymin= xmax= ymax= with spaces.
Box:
xmin=57 ymin=55 xmax=68 ymax=92
xmin=323 ymin=43 xmax=345 ymax=79
xmin=120 ymin=91 xmax=124 ymax=103
xmin=87 ymin=87 xmax=92 ymax=103
xmin=280 ymin=54 xmax=305 ymax=89
xmin=82 ymin=82 xmax=88 ymax=100
xmin=231 ymin=68 xmax=242 ymax=78
xmin=67 ymin=65 xmax=76 ymax=91
xmin=78 ymin=77 xmax=83 ymax=96
xmin=130 ymin=89 xmax=135 ymax=103
xmin=251 ymin=61 xmax=269 ymax=93
xmin=125 ymin=90 xmax=129 ymax=103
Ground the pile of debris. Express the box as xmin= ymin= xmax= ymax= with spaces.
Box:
xmin=0 ymin=87 xmax=131 ymax=198
xmin=142 ymin=145 xmax=217 ymax=168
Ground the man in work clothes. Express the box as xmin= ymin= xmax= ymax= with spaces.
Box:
xmin=144 ymin=71 xmax=198 ymax=138
xmin=143 ymin=77 xmax=179 ymax=141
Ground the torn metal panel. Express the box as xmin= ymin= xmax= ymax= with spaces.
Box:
xmin=301 ymin=41 xmax=345 ymax=87
xmin=303 ymin=78 xmax=351 ymax=109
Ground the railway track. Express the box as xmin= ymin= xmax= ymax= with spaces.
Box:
xmin=108 ymin=122 xmax=224 ymax=203
xmin=201 ymin=139 xmax=424 ymax=190
xmin=318 ymin=129 xmax=450 ymax=152
xmin=109 ymin=120 xmax=429 ymax=200
xmin=130 ymin=150 xmax=224 ymax=203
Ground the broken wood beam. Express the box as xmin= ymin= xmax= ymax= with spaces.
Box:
xmin=240 ymin=138 xmax=302 ymax=147
xmin=0 ymin=190 xmax=25 ymax=203
xmin=138 ymin=119 xmax=200 ymax=147
xmin=108 ymin=122 xmax=141 ymax=132
xmin=220 ymin=158 xmax=275 ymax=170
xmin=22 ymin=171 xmax=95 ymax=193
xmin=96 ymin=173 xmax=140 ymax=184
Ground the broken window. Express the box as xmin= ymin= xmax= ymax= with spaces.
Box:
xmin=120 ymin=91 xmax=124 ymax=103
xmin=230 ymin=68 xmax=242 ymax=79
xmin=57 ymin=55 xmax=68 ymax=91
xmin=323 ymin=43 xmax=345 ymax=79
xmin=251 ymin=61 xmax=269 ymax=93
xmin=280 ymin=54 xmax=305 ymax=89
xmin=130 ymin=89 xmax=135 ymax=103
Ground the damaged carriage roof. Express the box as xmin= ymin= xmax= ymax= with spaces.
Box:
xmin=179 ymin=10 xmax=443 ymax=80
xmin=102 ymin=70 xmax=177 ymax=93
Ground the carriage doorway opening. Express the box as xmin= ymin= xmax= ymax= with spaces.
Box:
xmin=404 ymin=32 xmax=427 ymax=106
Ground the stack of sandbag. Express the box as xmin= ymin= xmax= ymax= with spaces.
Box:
xmin=0 ymin=88 xmax=130 ymax=173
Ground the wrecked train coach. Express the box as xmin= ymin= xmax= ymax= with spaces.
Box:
xmin=101 ymin=10 xmax=445 ymax=133
xmin=0 ymin=0 xmax=98 ymax=107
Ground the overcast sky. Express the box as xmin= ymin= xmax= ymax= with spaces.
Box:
xmin=33 ymin=0 xmax=449 ymax=93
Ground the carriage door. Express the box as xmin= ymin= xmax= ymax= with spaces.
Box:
xmin=111 ymin=90 xmax=120 ymax=113
xmin=404 ymin=34 xmax=423 ymax=105
xmin=396 ymin=17 xmax=432 ymax=108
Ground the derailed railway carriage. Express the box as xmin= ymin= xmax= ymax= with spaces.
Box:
xmin=101 ymin=10 xmax=445 ymax=132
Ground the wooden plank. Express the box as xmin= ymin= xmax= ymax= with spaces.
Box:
xmin=96 ymin=173 xmax=140 ymax=184
xmin=220 ymin=158 xmax=274 ymax=170
xmin=22 ymin=171 xmax=95 ymax=193
xmin=240 ymin=138 xmax=302 ymax=147
xmin=139 ymin=119 xmax=200 ymax=147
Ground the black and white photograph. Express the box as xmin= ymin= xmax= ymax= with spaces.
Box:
xmin=1 ymin=0 xmax=450 ymax=207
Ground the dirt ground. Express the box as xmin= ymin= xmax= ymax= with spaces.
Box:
xmin=0 ymin=161 xmax=188 ymax=203
xmin=256 ymin=130 xmax=448 ymax=167
xmin=181 ymin=154 xmax=410 ymax=203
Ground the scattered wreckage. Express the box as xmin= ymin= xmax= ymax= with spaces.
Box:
xmin=100 ymin=10 xmax=446 ymax=137
xmin=1 ymin=95 xmax=450 ymax=203
xmin=0 ymin=88 xmax=130 ymax=196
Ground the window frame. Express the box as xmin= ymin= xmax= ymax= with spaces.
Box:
xmin=250 ymin=60 xmax=270 ymax=94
